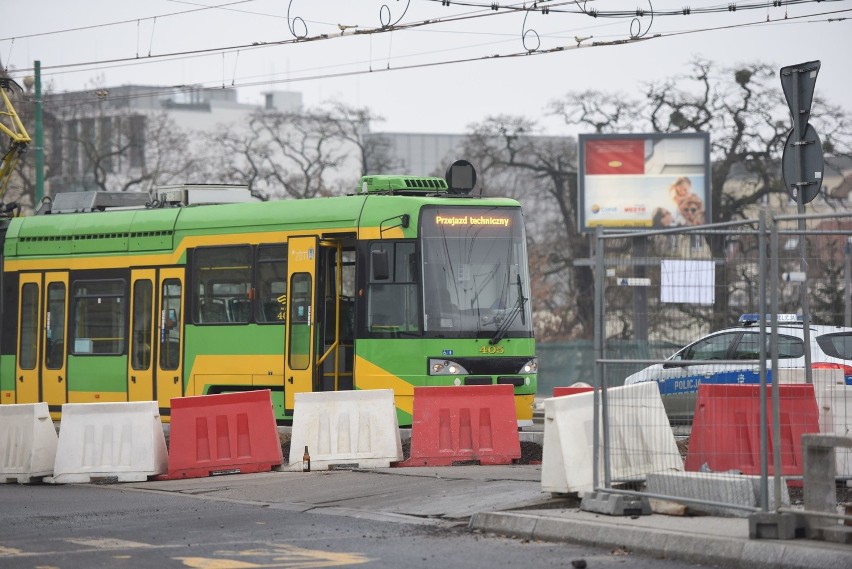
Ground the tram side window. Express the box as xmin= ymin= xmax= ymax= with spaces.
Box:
xmin=131 ymin=280 xmax=153 ymax=371
xmin=257 ymin=245 xmax=287 ymax=324
xmin=45 ymin=282 xmax=67 ymax=369
xmin=335 ymin=250 xmax=357 ymax=343
xmin=193 ymin=246 xmax=252 ymax=324
xmin=368 ymin=242 xmax=419 ymax=333
xmin=19 ymin=283 xmax=39 ymax=369
xmin=72 ymin=280 xmax=126 ymax=355
xmin=160 ymin=279 xmax=182 ymax=370
xmin=288 ymin=273 xmax=312 ymax=370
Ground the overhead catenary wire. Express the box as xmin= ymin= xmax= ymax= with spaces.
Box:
xmin=4 ymin=0 xmax=845 ymax=60
xmin=1 ymin=0 xmax=835 ymax=45
xmin=0 ymin=0 xmax=257 ymax=42
xmin=5 ymin=0 xmax=515 ymax=75
xmin=29 ymin=7 xmax=852 ymax=112
xmin=5 ymin=1 xmax=850 ymax=113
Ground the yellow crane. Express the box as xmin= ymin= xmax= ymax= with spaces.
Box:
xmin=0 ymin=77 xmax=31 ymax=204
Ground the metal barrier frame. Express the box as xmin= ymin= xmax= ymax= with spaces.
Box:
xmin=590 ymin=211 xmax=852 ymax=530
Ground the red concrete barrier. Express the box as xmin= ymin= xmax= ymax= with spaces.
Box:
xmin=161 ymin=390 xmax=283 ymax=479
xmin=400 ymin=385 xmax=520 ymax=467
xmin=553 ymin=386 xmax=594 ymax=398
xmin=684 ymin=384 xmax=820 ymax=477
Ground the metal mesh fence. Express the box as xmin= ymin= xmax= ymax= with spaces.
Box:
xmin=588 ymin=212 xmax=852 ymax=529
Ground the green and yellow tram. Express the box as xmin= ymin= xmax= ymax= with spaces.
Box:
xmin=0 ymin=166 xmax=537 ymax=425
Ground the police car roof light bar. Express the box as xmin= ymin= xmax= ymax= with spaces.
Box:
xmin=738 ymin=313 xmax=803 ymax=326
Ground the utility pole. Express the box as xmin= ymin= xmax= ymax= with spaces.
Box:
xmin=34 ymin=60 xmax=44 ymax=205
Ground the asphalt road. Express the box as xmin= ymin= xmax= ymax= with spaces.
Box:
xmin=0 ymin=482 xmax=719 ymax=569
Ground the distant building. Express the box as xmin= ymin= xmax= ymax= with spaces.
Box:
xmin=42 ymin=85 xmax=302 ymax=195
xmin=40 ymin=84 xmax=476 ymax=197
xmin=364 ymin=132 xmax=467 ymax=177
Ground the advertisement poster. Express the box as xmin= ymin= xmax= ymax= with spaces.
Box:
xmin=579 ymin=133 xmax=710 ymax=231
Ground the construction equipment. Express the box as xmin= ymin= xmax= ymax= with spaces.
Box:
xmin=0 ymin=77 xmax=31 ymax=206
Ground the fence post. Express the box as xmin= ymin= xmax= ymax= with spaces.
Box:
xmin=758 ymin=210 xmax=769 ymax=512
xmin=770 ymin=213 xmax=784 ymax=513
xmin=593 ymin=225 xmax=605 ymax=490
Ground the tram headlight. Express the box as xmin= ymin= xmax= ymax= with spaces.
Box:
xmin=429 ymin=359 xmax=469 ymax=376
xmin=519 ymin=358 xmax=538 ymax=374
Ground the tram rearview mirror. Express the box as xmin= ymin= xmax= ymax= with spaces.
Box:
xmin=372 ymin=249 xmax=389 ymax=281
xmin=445 ymin=159 xmax=476 ymax=195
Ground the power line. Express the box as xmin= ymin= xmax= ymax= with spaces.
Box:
xmin=8 ymin=0 xmax=847 ymax=79
xmin=6 ymin=1 xmax=516 ymax=76
xmin=6 ymin=0 xmax=843 ymax=49
xmin=36 ymin=6 xmax=852 ymax=112
xmin=166 ymin=0 xmax=291 ymax=21
xmin=4 ymin=0 xmax=833 ymax=47
xmin=0 ymin=0 xmax=257 ymax=42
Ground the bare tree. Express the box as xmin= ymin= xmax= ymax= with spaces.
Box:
xmin=199 ymin=118 xmax=272 ymax=201
xmin=208 ymin=107 xmax=349 ymax=200
xmin=647 ymin=60 xmax=784 ymax=224
xmin=324 ymin=101 xmax=398 ymax=176
xmin=644 ymin=59 xmax=851 ymax=329
xmin=549 ymin=90 xmax=643 ymax=134
xmin=204 ymin=102 xmax=394 ymax=200
xmin=463 ymin=59 xmax=852 ymax=341
xmin=42 ymin=85 xmax=203 ymax=195
xmin=132 ymin=112 xmax=203 ymax=191
xmin=257 ymin=109 xmax=348 ymax=199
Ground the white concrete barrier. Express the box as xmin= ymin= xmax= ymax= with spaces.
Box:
xmin=819 ymin=385 xmax=852 ymax=476
xmin=541 ymin=382 xmax=683 ymax=494
xmin=287 ymin=389 xmax=402 ymax=471
xmin=647 ymin=471 xmax=790 ymax=517
xmin=49 ymin=401 xmax=168 ymax=483
xmin=778 ymin=369 xmax=851 ymax=476
xmin=0 ymin=403 xmax=59 ymax=483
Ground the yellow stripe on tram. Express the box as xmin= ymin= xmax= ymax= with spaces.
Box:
xmin=353 ymin=355 xmax=414 ymax=417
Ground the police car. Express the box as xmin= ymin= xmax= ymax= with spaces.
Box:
xmin=623 ymin=314 xmax=852 ymax=424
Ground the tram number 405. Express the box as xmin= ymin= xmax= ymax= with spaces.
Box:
xmin=479 ymin=345 xmax=505 ymax=355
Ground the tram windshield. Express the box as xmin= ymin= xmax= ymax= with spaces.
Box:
xmin=420 ymin=206 xmax=532 ymax=339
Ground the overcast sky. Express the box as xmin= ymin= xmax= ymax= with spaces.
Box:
xmin=3 ymin=1 xmax=850 ymax=135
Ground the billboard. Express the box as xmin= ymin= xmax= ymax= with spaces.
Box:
xmin=578 ymin=133 xmax=711 ymax=232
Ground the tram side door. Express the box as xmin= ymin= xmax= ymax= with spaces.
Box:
xmin=284 ymin=236 xmax=318 ymax=411
xmin=15 ymin=272 xmax=69 ymax=409
xmin=156 ymin=268 xmax=185 ymax=411
xmin=128 ymin=269 xmax=156 ymax=403
xmin=15 ymin=273 xmax=41 ymax=404
xmin=41 ymin=272 xmax=69 ymax=409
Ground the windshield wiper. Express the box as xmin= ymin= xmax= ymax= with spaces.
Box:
xmin=489 ymin=275 xmax=527 ymax=345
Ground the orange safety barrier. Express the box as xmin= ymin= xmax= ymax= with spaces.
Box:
xmin=684 ymin=384 xmax=820 ymax=477
xmin=160 ymin=390 xmax=283 ymax=479
xmin=400 ymin=385 xmax=520 ymax=467
xmin=553 ymin=386 xmax=594 ymax=397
